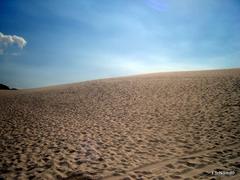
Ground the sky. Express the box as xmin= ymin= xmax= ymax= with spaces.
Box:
xmin=0 ymin=0 xmax=240 ymax=88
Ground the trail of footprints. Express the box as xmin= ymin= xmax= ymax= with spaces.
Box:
xmin=105 ymin=143 xmax=240 ymax=180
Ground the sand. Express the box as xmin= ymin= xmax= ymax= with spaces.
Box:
xmin=0 ymin=68 xmax=240 ymax=180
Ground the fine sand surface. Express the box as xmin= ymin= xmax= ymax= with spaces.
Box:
xmin=0 ymin=68 xmax=240 ymax=180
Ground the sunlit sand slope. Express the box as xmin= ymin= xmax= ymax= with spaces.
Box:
xmin=0 ymin=69 xmax=240 ymax=179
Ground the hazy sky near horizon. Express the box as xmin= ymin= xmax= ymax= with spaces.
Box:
xmin=0 ymin=0 xmax=240 ymax=88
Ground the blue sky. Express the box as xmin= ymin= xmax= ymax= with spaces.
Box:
xmin=0 ymin=0 xmax=240 ymax=88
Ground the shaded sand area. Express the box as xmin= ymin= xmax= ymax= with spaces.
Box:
xmin=0 ymin=69 xmax=240 ymax=179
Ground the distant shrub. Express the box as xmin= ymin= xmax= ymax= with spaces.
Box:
xmin=0 ymin=84 xmax=18 ymax=90
xmin=0 ymin=84 xmax=10 ymax=90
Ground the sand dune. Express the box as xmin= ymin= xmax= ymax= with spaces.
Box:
xmin=0 ymin=68 xmax=240 ymax=179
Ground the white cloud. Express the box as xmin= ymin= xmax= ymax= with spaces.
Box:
xmin=0 ymin=32 xmax=27 ymax=49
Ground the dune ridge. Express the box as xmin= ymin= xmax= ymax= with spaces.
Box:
xmin=0 ymin=68 xmax=240 ymax=179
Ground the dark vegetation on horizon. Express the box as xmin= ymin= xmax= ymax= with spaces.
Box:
xmin=0 ymin=84 xmax=17 ymax=90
